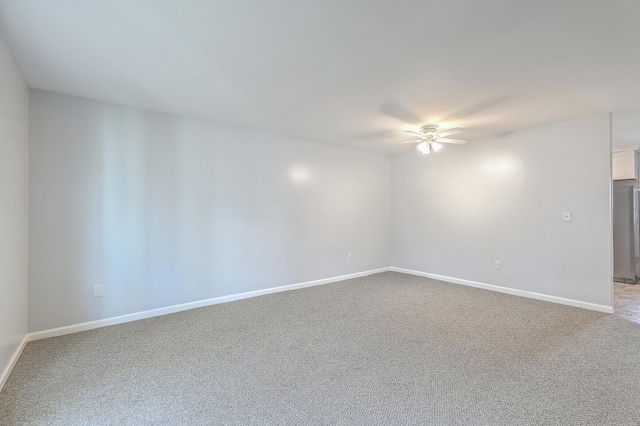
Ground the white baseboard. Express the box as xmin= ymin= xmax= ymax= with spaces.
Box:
xmin=18 ymin=265 xmax=612 ymax=373
xmin=27 ymin=267 xmax=391 ymax=342
xmin=0 ymin=335 xmax=28 ymax=393
xmin=390 ymin=267 xmax=614 ymax=313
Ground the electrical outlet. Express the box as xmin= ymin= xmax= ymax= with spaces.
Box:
xmin=93 ymin=283 xmax=104 ymax=298
xmin=348 ymin=252 xmax=352 ymax=261
xmin=494 ymin=260 xmax=501 ymax=270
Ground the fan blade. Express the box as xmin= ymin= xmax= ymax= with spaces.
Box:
xmin=435 ymin=138 xmax=467 ymax=145
xmin=389 ymin=140 xmax=422 ymax=146
xmin=437 ymin=127 xmax=464 ymax=137
xmin=403 ymin=130 xmax=424 ymax=137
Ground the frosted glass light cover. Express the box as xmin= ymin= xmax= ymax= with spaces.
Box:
xmin=417 ymin=142 xmax=430 ymax=154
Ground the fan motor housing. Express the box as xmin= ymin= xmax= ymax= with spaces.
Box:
xmin=419 ymin=125 xmax=439 ymax=135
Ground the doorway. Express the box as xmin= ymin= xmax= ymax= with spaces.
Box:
xmin=612 ymin=145 xmax=640 ymax=324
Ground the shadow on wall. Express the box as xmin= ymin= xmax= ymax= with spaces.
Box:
xmin=91 ymin=106 xmax=299 ymax=317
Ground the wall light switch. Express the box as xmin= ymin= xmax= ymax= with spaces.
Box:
xmin=563 ymin=212 xmax=572 ymax=222
xmin=494 ymin=260 xmax=501 ymax=270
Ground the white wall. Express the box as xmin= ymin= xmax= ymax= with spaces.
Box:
xmin=28 ymin=90 xmax=391 ymax=332
xmin=613 ymin=111 xmax=640 ymax=147
xmin=391 ymin=114 xmax=612 ymax=307
xmin=24 ymin=89 xmax=615 ymax=333
xmin=0 ymin=36 xmax=29 ymax=382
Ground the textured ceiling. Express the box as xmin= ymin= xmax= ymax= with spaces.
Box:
xmin=1 ymin=0 xmax=639 ymax=154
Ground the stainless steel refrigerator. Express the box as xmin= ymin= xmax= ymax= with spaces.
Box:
xmin=613 ymin=180 xmax=639 ymax=283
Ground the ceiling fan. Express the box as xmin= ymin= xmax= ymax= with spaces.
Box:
xmin=391 ymin=125 xmax=467 ymax=154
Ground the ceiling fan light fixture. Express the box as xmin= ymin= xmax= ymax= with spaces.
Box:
xmin=392 ymin=125 xmax=466 ymax=155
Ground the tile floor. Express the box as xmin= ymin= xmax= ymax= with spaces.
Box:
xmin=613 ymin=282 xmax=640 ymax=324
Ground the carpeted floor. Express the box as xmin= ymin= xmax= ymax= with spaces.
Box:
xmin=1 ymin=271 xmax=640 ymax=425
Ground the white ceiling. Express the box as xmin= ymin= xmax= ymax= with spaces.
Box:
xmin=1 ymin=0 xmax=639 ymax=154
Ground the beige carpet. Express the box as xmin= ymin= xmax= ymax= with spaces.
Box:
xmin=1 ymin=272 xmax=639 ymax=425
